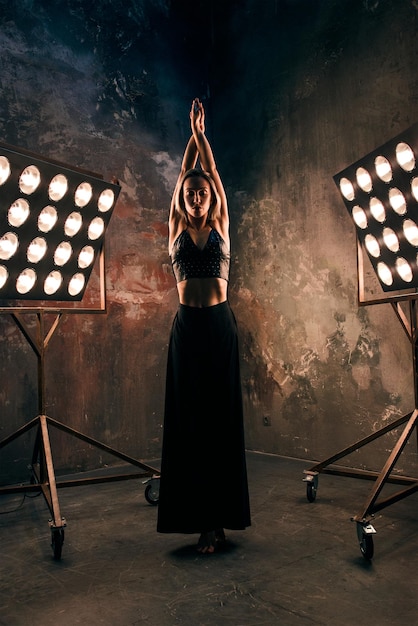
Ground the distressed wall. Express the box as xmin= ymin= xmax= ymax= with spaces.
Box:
xmin=210 ymin=0 xmax=418 ymax=473
xmin=213 ymin=0 xmax=418 ymax=475
xmin=0 ymin=0 xmax=417 ymax=483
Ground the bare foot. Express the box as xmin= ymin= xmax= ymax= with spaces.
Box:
xmin=197 ymin=529 xmax=226 ymax=554
xmin=197 ymin=531 xmax=216 ymax=554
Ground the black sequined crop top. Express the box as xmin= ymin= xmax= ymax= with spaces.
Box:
xmin=171 ymin=229 xmax=230 ymax=283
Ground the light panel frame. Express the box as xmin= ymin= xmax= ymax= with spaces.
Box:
xmin=0 ymin=142 xmax=120 ymax=304
xmin=334 ymin=123 xmax=418 ymax=304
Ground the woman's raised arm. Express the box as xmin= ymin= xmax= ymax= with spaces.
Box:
xmin=190 ymin=98 xmax=229 ymax=229
xmin=169 ymin=135 xmax=198 ymax=223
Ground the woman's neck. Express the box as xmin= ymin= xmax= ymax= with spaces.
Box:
xmin=187 ymin=217 xmax=210 ymax=232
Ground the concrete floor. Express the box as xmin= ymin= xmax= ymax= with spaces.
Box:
xmin=0 ymin=452 xmax=417 ymax=626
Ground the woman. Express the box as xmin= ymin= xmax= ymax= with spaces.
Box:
xmin=157 ymin=98 xmax=251 ymax=553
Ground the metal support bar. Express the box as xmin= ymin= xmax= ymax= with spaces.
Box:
xmin=304 ymin=411 xmax=413 ymax=474
xmin=39 ymin=414 xmax=64 ymax=528
xmin=43 ymin=414 xmax=158 ymax=472
xmin=0 ymin=308 xmax=159 ymax=559
xmin=0 ymin=413 xmax=158 ymax=499
xmin=303 ymin=294 xmax=418 ymax=559
xmin=351 ymin=409 xmax=418 ymax=522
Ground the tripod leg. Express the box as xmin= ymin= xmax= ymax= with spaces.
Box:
xmin=38 ymin=415 xmax=66 ymax=559
xmin=353 ymin=409 xmax=418 ymax=522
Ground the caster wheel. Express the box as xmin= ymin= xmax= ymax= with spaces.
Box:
xmin=51 ymin=528 xmax=65 ymax=560
xmin=306 ymin=482 xmax=317 ymax=502
xmin=145 ymin=482 xmax=159 ymax=506
xmin=304 ymin=474 xmax=318 ymax=502
xmin=356 ymin=523 xmax=374 ymax=560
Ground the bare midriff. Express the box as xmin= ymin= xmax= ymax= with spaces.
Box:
xmin=176 ymin=277 xmax=228 ymax=308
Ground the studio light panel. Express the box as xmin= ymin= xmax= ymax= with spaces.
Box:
xmin=0 ymin=144 xmax=120 ymax=301
xmin=334 ymin=123 xmax=418 ymax=292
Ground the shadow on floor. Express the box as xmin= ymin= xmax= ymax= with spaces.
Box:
xmin=0 ymin=452 xmax=416 ymax=626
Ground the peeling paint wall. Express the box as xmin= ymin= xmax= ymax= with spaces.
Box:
xmin=1 ymin=0 xmax=417 ymax=483
xmin=211 ymin=0 xmax=418 ymax=473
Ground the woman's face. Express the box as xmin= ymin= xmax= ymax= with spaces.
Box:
xmin=183 ymin=176 xmax=211 ymax=220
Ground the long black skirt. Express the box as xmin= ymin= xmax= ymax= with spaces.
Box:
xmin=157 ymin=301 xmax=251 ymax=534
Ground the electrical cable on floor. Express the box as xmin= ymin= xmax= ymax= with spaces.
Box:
xmin=0 ymin=491 xmax=41 ymax=515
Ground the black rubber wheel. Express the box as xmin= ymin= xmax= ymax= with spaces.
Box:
xmin=145 ymin=482 xmax=159 ymax=506
xmin=356 ymin=525 xmax=374 ymax=560
xmin=306 ymin=482 xmax=317 ymax=502
xmin=51 ymin=528 xmax=65 ymax=560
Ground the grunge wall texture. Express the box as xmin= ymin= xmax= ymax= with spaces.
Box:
xmin=1 ymin=0 xmax=417 ymax=481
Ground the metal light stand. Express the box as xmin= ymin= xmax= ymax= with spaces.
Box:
xmin=0 ymin=249 xmax=160 ymax=559
xmin=303 ymin=242 xmax=418 ymax=560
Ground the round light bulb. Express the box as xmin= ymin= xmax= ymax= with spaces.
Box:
xmin=78 ymin=245 xmax=95 ymax=268
xmin=364 ymin=234 xmax=380 ymax=258
xmin=8 ymin=199 xmax=30 ymax=227
xmin=339 ymin=177 xmax=355 ymax=201
xmin=88 ymin=217 xmax=104 ymax=240
xmin=48 ymin=174 xmax=68 ymax=201
xmin=16 ymin=268 xmax=37 ymax=294
xmin=356 ymin=167 xmax=372 ymax=193
xmin=98 ymin=188 xmax=115 ymax=212
xmin=68 ymin=273 xmax=85 ymax=296
xmin=19 ymin=165 xmax=41 ymax=194
xmin=395 ymin=257 xmax=413 ymax=282
xmin=0 ymin=156 xmax=11 ymax=185
xmin=0 ymin=265 xmax=8 ymax=289
xmin=27 ymin=237 xmax=47 ymax=263
xmin=44 ymin=270 xmax=63 ymax=295
xmin=411 ymin=177 xmax=418 ymax=202
xmin=377 ymin=262 xmax=393 ymax=286
xmin=0 ymin=232 xmax=19 ymax=260
xmin=64 ymin=212 xmax=83 ymax=237
xmin=369 ymin=197 xmax=385 ymax=223
xmin=375 ymin=155 xmax=392 ymax=182
xmin=388 ymin=188 xmax=407 ymax=215
xmin=74 ymin=182 xmax=93 ymax=207
xmin=352 ymin=205 xmax=368 ymax=229
xmin=54 ymin=241 xmax=73 ymax=266
xmin=403 ymin=219 xmax=418 ymax=246
xmin=38 ymin=206 xmax=58 ymax=233
xmin=382 ymin=227 xmax=399 ymax=252
xmin=396 ymin=142 xmax=415 ymax=172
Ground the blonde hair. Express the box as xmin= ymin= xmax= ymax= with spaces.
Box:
xmin=174 ymin=168 xmax=221 ymax=222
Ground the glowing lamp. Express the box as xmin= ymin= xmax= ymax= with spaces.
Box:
xmin=0 ymin=143 xmax=120 ymax=301
xmin=334 ymin=123 xmax=418 ymax=293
